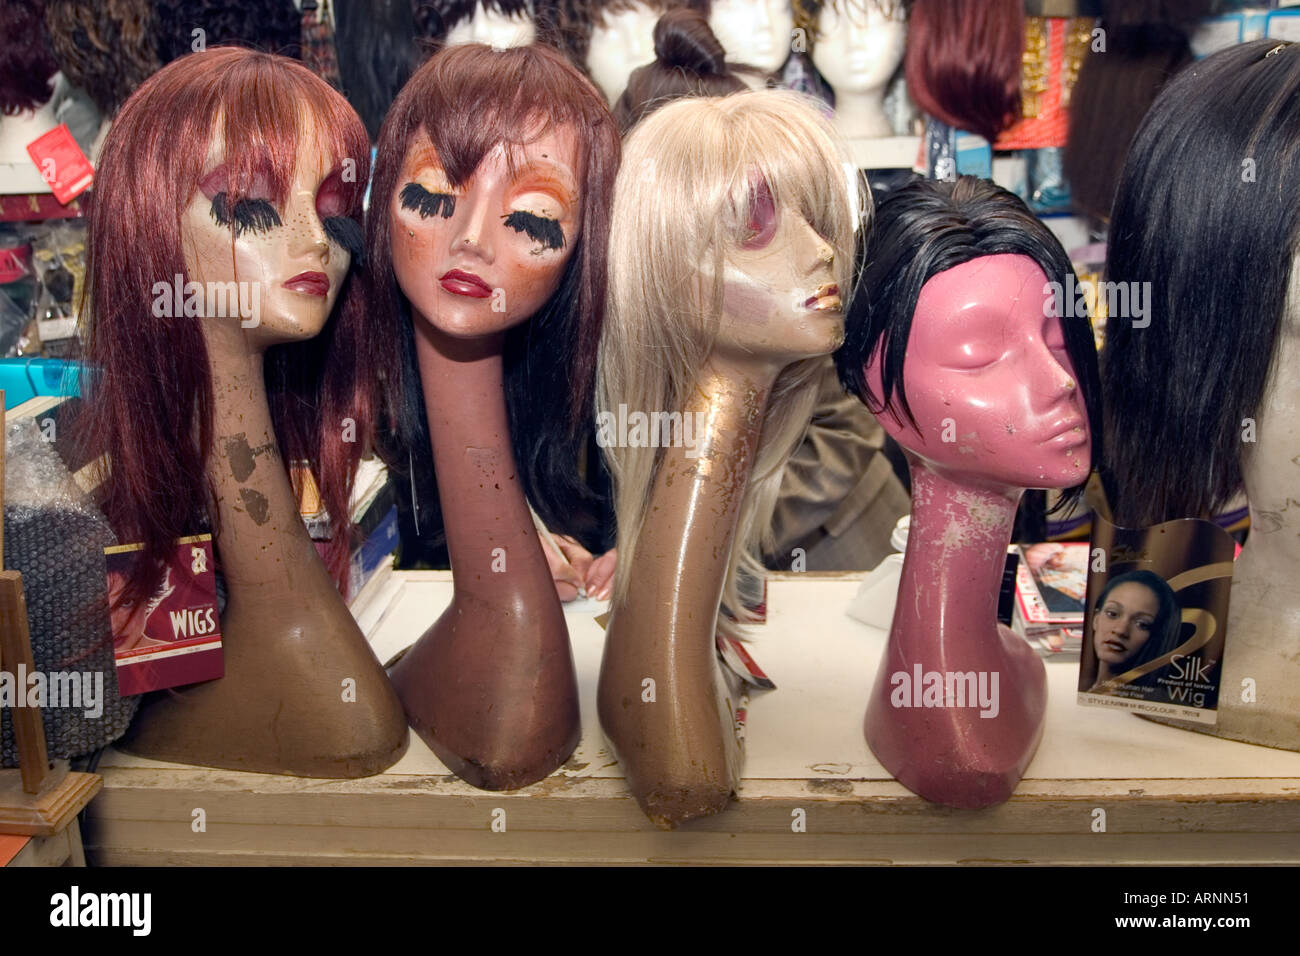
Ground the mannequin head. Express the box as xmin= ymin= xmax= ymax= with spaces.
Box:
xmin=44 ymin=0 xmax=160 ymax=116
xmin=708 ymin=0 xmax=793 ymax=74
xmin=614 ymin=8 xmax=746 ymax=131
xmin=0 ymin=0 xmax=58 ymax=115
xmin=599 ymin=89 xmax=859 ymax=618
xmin=836 ymin=176 xmax=1101 ymax=495
xmin=812 ymin=0 xmax=905 ymax=93
xmin=80 ymin=47 xmax=376 ymax=603
xmin=417 ymin=0 xmax=536 ymax=51
xmin=1102 ymin=40 xmax=1300 ymax=529
xmin=587 ymin=0 xmax=663 ymax=103
xmin=370 ymin=42 xmax=619 ymax=530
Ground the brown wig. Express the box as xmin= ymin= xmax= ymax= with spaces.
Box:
xmin=78 ymin=47 xmax=379 ymax=603
xmin=613 ymin=8 xmax=744 ymax=131
xmin=904 ymin=0 xmax=1022 ymax=142
xmin=0 ymin=0 xmax=58 ymax=115
xmin=1063 ymin=0 xmax=1210 ymax=223
xmin=369 ymin=42 xmax=619 ymax=540
xmin=43 ymin=0 xmax=160 ymax=116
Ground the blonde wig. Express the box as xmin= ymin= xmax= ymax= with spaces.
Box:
xmin=598 ymin=88 xmax=863 ymax=635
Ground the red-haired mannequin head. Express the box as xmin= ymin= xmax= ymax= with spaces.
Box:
xmin=80 ymin=46 xmax=382 ymax=603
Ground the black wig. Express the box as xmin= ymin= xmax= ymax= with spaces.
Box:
xmin=834 ymin=175 xmax=1102 ymax=506
xmin=153 ymin=0 xmax=301 ymax=64
xmin=333 ymin=0 xmax=424 ymax=143
xmin=1100 ymin=39 xmax=1300 ymax=529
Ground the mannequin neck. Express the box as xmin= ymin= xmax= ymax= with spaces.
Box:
xmin=830 ymin=87 xmax=893 ymax=141
xmin=619 ymin=355 xmax=776 ymax=627
xmin=896 ymin=460 xmax=1022 ymax=640
xmin=202 ymin=320 xmax=324 ymax=593
xmin=412 ymin=315 xmax=552 ymax=602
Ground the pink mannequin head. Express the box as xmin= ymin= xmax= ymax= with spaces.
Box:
xmin=837 ymin=177 xmax=1101 ymax=496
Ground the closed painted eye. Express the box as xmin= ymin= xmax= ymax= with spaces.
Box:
xmin=504 ymin=210 xmax=565 ymax=250
xmin=400 ymin=182 xmax=455 ymax=219
xmin=740 ymin=175 xmax=778 ymax=250
xmin=323 ymin=216 xmax=364 ymax=263
xmin=209 ymin=193 xmax=281 ymax=237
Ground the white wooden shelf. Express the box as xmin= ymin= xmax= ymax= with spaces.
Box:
xmin=82 ymin=571 xmax=1300 ymax=865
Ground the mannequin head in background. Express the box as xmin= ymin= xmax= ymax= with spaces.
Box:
xmin=369 ymin=42 xmax=619 ymax=535
xmin=1102 ymin=40 xmax=1300 ymax=532
xmin=599 ymin=89 xmax=859 ymax=627
xmin=417 ymin=0 xmax=537 ymax=50
xmin=796 ymin=0 xmax=906 ymax=138
xmin=708 ymin=0 xmax=793 ymax=74
xmin=79 ymin=47 xmax=377 ymax=605
xmin=614 ymin=8 xmax=747 ymax=130
xmin=836 ymin=176 xmax=1100 ymax=497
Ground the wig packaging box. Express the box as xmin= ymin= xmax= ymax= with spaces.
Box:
xmin=106 ymin=535 xmax=224 ymax=696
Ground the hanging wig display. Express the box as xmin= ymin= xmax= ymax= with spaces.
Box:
xmin=152 ymin=0 xmax=302 ymax=65
xmin=1063 ymin=0 xmax=1211 ymax=223
xmin=0 ymin=0 xmax=58 ymax=115
xmin=333 ymin=0 xmax=424 ymax=142
xmin=903 ymin=0 xmax=1023 ymax=142
xmin=43 ymin=0 xmax=160 ymax=117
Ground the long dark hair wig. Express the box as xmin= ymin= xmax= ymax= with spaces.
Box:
xmin=904 ymin=0 xmax=1022 ymax=142
xmin=334 ymin=0 xmax=424 ymax=143
xmin=1101 ymin=39 xmax=1300 ymax=528
xmin=0 ymin=0 xmax=58 ymax=115
xmin=835 ymin=175 xmax=1102 ymax=508
xmin=79 ymin=47 xmax=380 ymax=603
xmin=368 ymin=42 xmax=620 ymax=541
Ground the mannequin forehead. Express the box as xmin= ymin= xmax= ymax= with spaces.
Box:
xmin=199 ymin=111 xmax=335 ymax=184
xmin=819 ymin=0 xmax=906 ymax=23
xmin=913 ymin=254 xmax=1052 ymax=336
xmin=398 ymin=124 xmax=581 ymax=192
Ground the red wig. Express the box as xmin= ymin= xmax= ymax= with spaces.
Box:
xmin=905 ymin=0 xmax=1023 ymax=143
xmin=368 ymin=42 xmax=619 ymax=539
xmin=78 ymin=46 xmax=381 ymax=603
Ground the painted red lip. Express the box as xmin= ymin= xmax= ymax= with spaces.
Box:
xmin=804 ymin=283 xmax=839 ymax=308
xmin=283 ymin=271 xmax=329 ymax=296
xmin=440 ymin=269 xmax=493 ymax=298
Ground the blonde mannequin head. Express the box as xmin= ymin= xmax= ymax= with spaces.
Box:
xmin=598 ymin=88 xmax=861 ymax=629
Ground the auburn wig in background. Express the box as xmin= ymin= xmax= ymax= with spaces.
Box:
xmin=368 ymin=42 xmax=620 ymax=542
xmin=1101 ymin=40 xmax=1300 ymax=528
xmin=904 ymin=0 xmax=1022 ymax=142
xmin=78 ymin=46 xmax=380 ymax=603
xmin=835 ymin=175 xmax=1102 ymax=511
xmin=599 ymin=89 xmax=861 ymax=634
xmin=0 ymin=0 xmax=58 ymax=115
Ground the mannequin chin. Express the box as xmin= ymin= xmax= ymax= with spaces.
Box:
xmin=709 ymin=0 xmax=793 ymax=74
xmin=588 ymin=3 xmax=660 ymax=105
xmin=811 ymin=0 xmax=906 ymax=141
xmin=445 ymin=6 xmax=535 ymax=49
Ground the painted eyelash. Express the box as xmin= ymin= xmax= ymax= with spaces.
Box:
xmin=324 ymin=216 xmax=364 ymax=264
xmin=504 ymin=210 xmax=564 ymax=251
xmin=400 ymin=182 xmax=455 ymax=219
xmin=209 ymin=192 xmax=281 ymax=236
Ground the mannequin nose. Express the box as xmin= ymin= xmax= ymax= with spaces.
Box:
xmin=451 ymin=197 xmax=494 ymax=263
